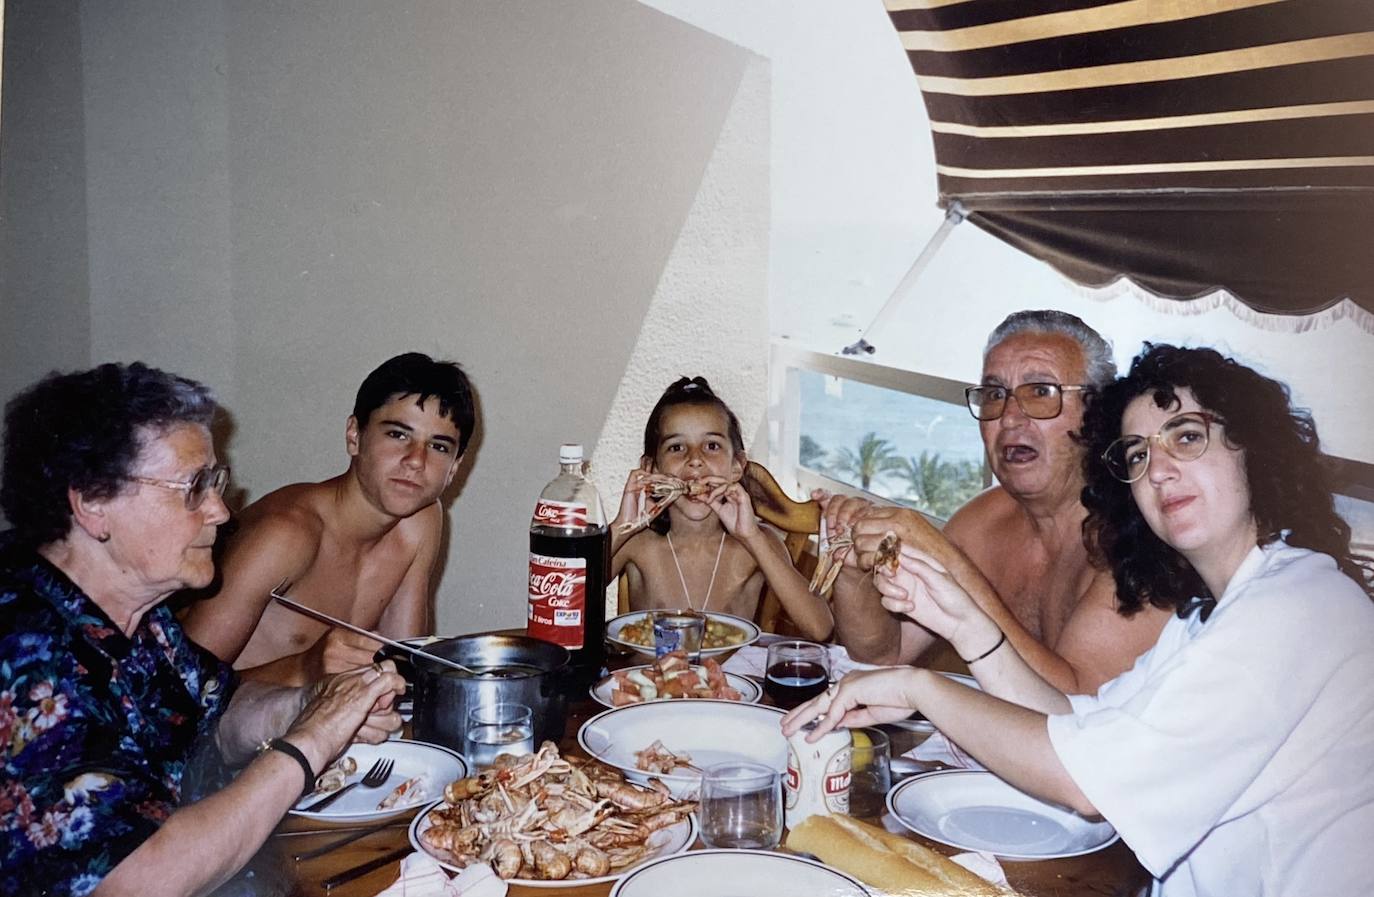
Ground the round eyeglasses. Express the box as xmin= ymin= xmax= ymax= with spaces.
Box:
xmin=1101 ymin=412 xmax=1217 ymax=483
xmin=964 ymin=383 xmax=1088 ymax=422
xmin=131 ymin=464 xmax=230 ymax=510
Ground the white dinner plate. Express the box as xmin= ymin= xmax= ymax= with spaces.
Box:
xmin=605 ymin=611 xmax=760 ymax=659
xmin=886 ymin=769 xmax=1119 ymax=860
xmin=409 ymin=798 xmax=698 ymax=888
xmin=609 ymin=848 xmax=869 ymax=897
xmin=590 ymin=665 xmax=762 ymax=708
xmin=579 ymin=700 xmax=787 ymax=798
xmin=289 ymin=739 xmax=467 ymax=822
xmin=886 ymin=672 xmax=982 ymax=733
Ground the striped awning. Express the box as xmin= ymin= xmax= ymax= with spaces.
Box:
xmin=885 ymin=0 xmax=1374 ymax=316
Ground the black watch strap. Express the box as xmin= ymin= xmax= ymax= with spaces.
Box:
xmin=267 ymin=738 xmax=315 ymax=798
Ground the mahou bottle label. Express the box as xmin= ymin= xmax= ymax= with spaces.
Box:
xmin=784 ymin=721 xmax=852 ymax=828
xmin=528 ymin=553 xmax=587 ymax=648
xmin=532 ymin=499 xmax=590 ymax=528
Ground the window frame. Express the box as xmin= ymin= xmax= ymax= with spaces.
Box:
xmin=767 ymin=344 xmax=990 ymax=524
xmin=768 ymin=343 xmax=1374 ymax=535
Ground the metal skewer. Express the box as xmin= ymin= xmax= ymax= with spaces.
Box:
xmin=269 ymin=581 xmax=480 ymax=676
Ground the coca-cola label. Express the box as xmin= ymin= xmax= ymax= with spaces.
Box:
xmin=532 ymin=499 xmax=589 ymax=528
xmin=528 ymin=552 xmax=586 ymax=648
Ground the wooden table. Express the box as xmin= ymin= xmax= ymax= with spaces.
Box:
xmin=270 ymin=652 xmax=1150 ymax=897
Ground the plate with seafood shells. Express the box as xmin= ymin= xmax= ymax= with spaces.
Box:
xmin=409 ymin=743 xmax=699 ymax=888
xmin=289 ymin=739 xmax=468 ymax=822
xmin=409 ymin=798 xmax=697 ymax=888
xmin=579 ymin=700 xmax=788 ymax=799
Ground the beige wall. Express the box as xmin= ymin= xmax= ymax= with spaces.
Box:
xmin=0 ymin=0 xmax=90 ymax=397
xmin=591 ymin=55 xmax=770 ymax=614
xmin=0 ymin=0 xmax=770 ymax=635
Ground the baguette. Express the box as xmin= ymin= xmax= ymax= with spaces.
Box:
xmin=785 ymin=814 xmax=1011 ymax=896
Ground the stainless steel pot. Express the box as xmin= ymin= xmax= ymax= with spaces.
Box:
xmin=405 ymin=634 xmax=571 ymax=755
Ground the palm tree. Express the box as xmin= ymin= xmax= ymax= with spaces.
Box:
xmin=799 ymin=434 xmax=827 ymax=470
xmin=832 ymin=431 xmax=903 ymax=491
xmin=895 ymin=451 xmax=950 ymax=510
xmin=894 ymin=453 xmax=987 ymax=518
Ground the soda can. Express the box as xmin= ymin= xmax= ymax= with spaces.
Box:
xmin=784 ymin=718 xmax=852 ymax=828
xmin=653 ymin=611 xmax=705 ymax=662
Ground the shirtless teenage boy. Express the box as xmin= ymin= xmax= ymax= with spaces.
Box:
xmin=825 ymin=311 xmax=1170 ymax=694
xmin=182 ymin=353 xmax=475 ymax=685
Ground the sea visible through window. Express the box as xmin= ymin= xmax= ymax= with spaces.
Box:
xmin=797 ymin=371 xmax=987 ymax=520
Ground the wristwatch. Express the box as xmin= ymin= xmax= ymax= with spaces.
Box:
xmin=260 ymin=737 xmax=315 ymax=798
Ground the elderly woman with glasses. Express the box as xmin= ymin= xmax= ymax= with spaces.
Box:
xmin=0 ymin=363 xmax=405 ymax=897
xmin=784 ymin=344 xmax=1374 ymax=897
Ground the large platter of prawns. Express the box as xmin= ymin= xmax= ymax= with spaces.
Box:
xmin=410 ymin=742 xmax=697 ymax=887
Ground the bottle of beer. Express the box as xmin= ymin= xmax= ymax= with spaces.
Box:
xmin=527 ymin=444 xmax=609 ymax=685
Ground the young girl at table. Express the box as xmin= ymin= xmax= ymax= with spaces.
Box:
xmin=611 ymin=377 xmax=832 ymax=639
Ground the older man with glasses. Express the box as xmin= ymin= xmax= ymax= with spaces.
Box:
xmin=821 ymin=310 xmax=1170 ymax=694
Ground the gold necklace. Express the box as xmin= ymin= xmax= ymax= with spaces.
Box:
xmin=666 ymin=531 xmax=726 ymax=612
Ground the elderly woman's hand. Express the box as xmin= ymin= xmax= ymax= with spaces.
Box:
xmin=284 ymin=660 xmax=406 ymax=773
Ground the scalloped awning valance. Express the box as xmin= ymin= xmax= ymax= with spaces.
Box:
xmin=884 ymin=0 xmax=1374 ymax=318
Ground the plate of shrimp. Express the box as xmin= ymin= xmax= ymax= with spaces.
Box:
xmin=410 ymin=742 xmax=697 ymax=887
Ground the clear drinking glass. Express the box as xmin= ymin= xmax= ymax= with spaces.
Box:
xmin=465 ymin=702 xmax=534 ymax=768
xmin=848 ymin=726 xmax=892 ymax=818
xmin=763 ymin=640 xmax=831 ymax=710
xmin=654 ymin=610 xmax=705 ymax=662
xmin=699 ymin=761 xmax=783 ymax=850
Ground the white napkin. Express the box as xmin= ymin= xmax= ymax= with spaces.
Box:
xmin=905 ymin=729 xmax=985 ymax=770
xmin=720 ymin=643 xmax=889 ymax=679
xmin=370 ymin=854 xmax=507 ymax=897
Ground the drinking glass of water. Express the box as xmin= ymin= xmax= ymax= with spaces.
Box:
xmin=764 ymin=640 xmax=831 ymax=710
xmin=848 ymin=726 xmax=892 ymax=818
xmin=465 ymin=702 xmax=534 ymax=768
xmin=699 ymin=761 xmax=782 ymax=850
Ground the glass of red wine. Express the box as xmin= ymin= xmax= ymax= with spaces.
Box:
xmin=763 ymin=640 xmax=831 ymax=710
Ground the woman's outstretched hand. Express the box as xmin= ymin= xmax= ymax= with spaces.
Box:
xmin=779 ymin=667 xmax=922 ymax=741
xmin=873 ymin=543 xmax=987 ymax=647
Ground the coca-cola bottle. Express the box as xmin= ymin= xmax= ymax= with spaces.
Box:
xmin=528 ymin=443 xmax=610 ymax=686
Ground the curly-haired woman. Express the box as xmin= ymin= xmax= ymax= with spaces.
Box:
xmin=784 ymin=344 xmax=1374 ymax=897
xmin=0 ymin=363 xmax=405 ymax=896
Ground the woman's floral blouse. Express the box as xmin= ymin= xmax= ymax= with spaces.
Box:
xmin=1 ymin=534 xmax=235 ymax=896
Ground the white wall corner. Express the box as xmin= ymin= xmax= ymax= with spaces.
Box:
xmin=589 ymin=55 xmax=771 ymax=609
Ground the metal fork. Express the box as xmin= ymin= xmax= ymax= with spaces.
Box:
xmin=301 ymin=758 xmax=394 ymax=813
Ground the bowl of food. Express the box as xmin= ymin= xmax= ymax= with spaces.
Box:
xmin=606 ymin=611 xmax=759 ymax=661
